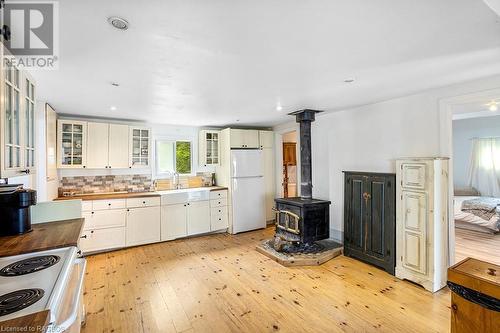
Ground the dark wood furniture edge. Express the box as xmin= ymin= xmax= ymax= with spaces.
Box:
xmin=0 ymin=310 xmax=50 ymax=332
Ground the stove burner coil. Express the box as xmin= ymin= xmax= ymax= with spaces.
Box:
xmin=0 ymin=289 xmax=45 ymax=316
xmin=0 ymin=255 xmax=60 ymax=277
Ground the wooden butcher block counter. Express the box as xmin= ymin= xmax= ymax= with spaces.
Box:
xmin=0 ymin=218 xmax=84 ymax=258
xmin=447 ymin=257 xmax=500 ymax=333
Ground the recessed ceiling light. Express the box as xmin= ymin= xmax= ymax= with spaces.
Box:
xmin=344 ymin=77 xmax=355 ymax=83
xmin=107 ymin=17 xmax=129 ymax=30
xmin=110 ymin=106 xmax=117 ymax=111
xmin=276 ymin=104 xmax=283 ymax=111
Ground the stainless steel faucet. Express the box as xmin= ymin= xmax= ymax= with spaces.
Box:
xmin=172 ymin=172 xmax=181 ymax=189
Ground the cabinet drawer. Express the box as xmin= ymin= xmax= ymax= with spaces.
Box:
xmin=209 ymin=190 xmax=227 ymax=200
xmin=79 ymin=227 xmax=126 ymax=253
xmin=83 ymin=209 xmax=126 ymax=230
xmin=401 ymin=163 xmax=427 ymax=190
xmin=92 ymin=199 xmax=126 ymax=211
xmin=211 ymin=206 xmax=228 ymax=231
xmin=126 ymin=196 xmax=160 ymax=208
xmin=210 ymin=198 xmax=227 ymax=208
xmin=81 ymin=201 xmax=92 ymax=212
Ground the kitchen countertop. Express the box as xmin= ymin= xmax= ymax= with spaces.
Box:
xmin=0 ymin=218 xmax=84 ymax=258
xmin=54 ymin=186 xmax=228 ymax=201
xmin=0 ymin=310 xmax=50 ymax=333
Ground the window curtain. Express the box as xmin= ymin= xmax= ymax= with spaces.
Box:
xmin=467 ymin=137 xmax=500 ymax=197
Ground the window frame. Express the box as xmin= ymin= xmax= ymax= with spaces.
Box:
xmin=155 ymin=138 xmax=194 ymax=178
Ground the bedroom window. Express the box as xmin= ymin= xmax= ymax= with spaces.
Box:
xmin=156 ymin=140 xmax=192 ymax=176
xmin=468 ymin=137 xmax=500 ymax=197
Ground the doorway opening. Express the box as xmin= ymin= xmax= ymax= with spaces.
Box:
xmin=282 ymin=131 xmax=297 ymax=198
xmin=450 ymin=99 xmax=500 ymax=265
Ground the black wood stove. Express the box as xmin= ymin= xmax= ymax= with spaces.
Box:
xmin=273 ymin=109 xmax=331 ymax=252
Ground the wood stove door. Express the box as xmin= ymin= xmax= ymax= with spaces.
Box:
xmin=344 ymin=172 xmax=396 ymax=275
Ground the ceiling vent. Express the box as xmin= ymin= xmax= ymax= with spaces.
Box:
xmin=107 ymin=17 xmax=129 ymax=30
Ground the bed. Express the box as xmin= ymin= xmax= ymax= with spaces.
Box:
xmin=454 ymin=195 xmax=500 ymax=234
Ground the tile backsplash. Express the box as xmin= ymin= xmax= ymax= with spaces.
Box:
xmin=59 ymin=175 xmax=153 ymax=196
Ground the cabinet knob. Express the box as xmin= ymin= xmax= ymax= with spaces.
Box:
xmin=142 ymin=201 xmax=146 ymax=204
xmin=219 ymin=218 xmax=221 ymax=221
xmin=83 ymin=166 xmax=86 ymax=168
xmin=108 ymin=203 xmax=111 ymax=206
xmin=91 ymin=211 xmax=94 ymax=214
xmin=90 ymin=230 xmax=94 ymax=234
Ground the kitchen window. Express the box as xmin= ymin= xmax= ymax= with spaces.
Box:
xmin=156 ymin=140 xmax=192 ymax=176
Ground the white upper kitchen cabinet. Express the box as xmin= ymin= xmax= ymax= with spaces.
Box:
xmin=129 ymin=127 xmax=151 ymax=168
xmin=259 ymin=130 xmax=273 ymax=149
xmin=57 ymin=120 xmax=87 ymax=168
xmin=86 ymin=122 xmax=109 ymax=169
xmin=0 ymin=53 xmax=37 ymax=177
xmin=199 ymin=130 xmax=220 ymax=166
xmin=108 ymin=124 xmax=129 ymax=168
xmin=230 ymin=129 xmax=259 ymax=148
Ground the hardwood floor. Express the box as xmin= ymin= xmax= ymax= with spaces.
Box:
xmin=454 ymin=227 xmax=500 ymax=265
xmin=82 ymin=228 xmax=450 ymax=333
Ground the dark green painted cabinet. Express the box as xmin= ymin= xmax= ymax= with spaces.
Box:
xmin=343 ymin=172 xmax=396 ymax=275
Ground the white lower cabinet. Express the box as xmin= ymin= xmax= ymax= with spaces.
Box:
xmin=126 ymin=206 xmax=161 ymax=246
xmin=80 ymin=190 xmax=229 ymax=253
xmin=83 ymin=209 xmax=126 ymax=230
xmin=79 ymin=227 xmax=126 ymax=253
xmin=210 ymin=190 xmax=229 ymax=231
xmin=161 ymin=203 xmax=187 ymax=240
xmin=80 ymin=197 xmax=160 ymax=254
xmin=187 ymin=201 xmax=210 ymax=235
xmin=161 ymin=200 xmax=210 ymax=241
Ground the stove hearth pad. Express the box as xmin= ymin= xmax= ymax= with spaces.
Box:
xmin=256 ymin=239 xmax=342 ymax=267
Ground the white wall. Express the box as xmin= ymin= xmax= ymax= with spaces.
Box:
xmin=452 ymin=115 xmax=500 ymax=188
xmin=278 ymin=74 xmax=500 ymax=242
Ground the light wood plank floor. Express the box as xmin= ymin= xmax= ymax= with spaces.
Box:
xmin=82 ymin=228 xmax=450 ymax=333
xmin=454 ymin=227 xmax=500 ymax=265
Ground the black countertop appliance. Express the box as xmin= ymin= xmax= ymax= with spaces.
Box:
xmin=0 ymin=185 xmax=37 ymax=236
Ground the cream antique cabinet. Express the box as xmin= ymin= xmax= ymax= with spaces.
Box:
xmin=0 ymin=48 xmax=37 ymax=177
xmin=199 ymin=130 xmax=220 ymax=166
xmin=395 ymin=158 xmax=449 ymax=292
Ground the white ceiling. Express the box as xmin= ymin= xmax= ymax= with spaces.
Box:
xmin=31 ymin=0 xmax=500 ymax=127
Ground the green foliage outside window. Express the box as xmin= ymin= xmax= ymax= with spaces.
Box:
xmin=175 ymin=141 xmax=191 ymax=174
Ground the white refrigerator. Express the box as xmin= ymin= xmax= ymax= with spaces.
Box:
xmin=230 ymin=149 xmax=266 ymax=234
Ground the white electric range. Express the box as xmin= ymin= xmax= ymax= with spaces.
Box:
xmin=0 ymin=246 xmax=86 ymax=332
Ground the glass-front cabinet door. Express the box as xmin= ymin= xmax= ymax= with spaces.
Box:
xmin=3 ymin=63 xmax=22 ymax=173
xmin=57 ymin=120 xmax=87 ymax=168
xmin=24 ymin=76 xmax=36 ymax=171
xmin=1 ymin=49 xmax=37 ymax=178
xmin=129 ymin=127 xmax=150 ymax=167
xmin=199 ymin=130 xmax=220 ymax=166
